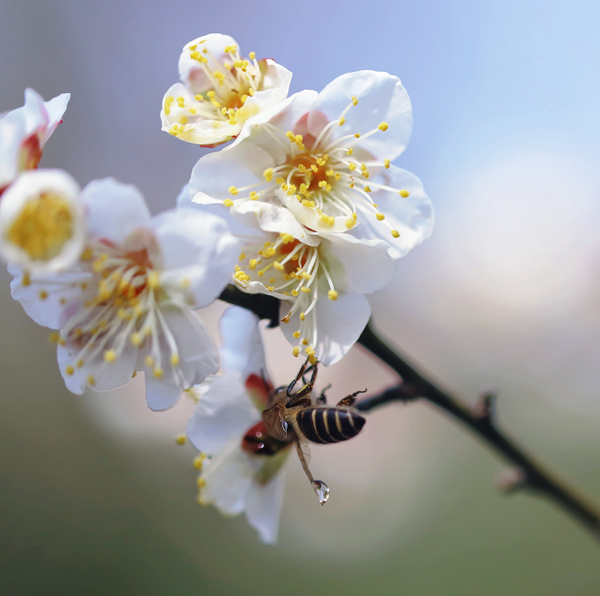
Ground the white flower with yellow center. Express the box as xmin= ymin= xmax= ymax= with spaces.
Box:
xmin=225 ymin=204 xmax=395 ymax=366
xmin=161 ymin=33 xmax=292 ymax=147
xmin=0 ymin=88 xmax=70 ymax=194
xmin=10 ymin=178 xmax=239 ymax=410
xmin=187 ymin=306 xmax=291 ymax=544
xmin=189 ymin=71 xmax=433 ymax=258
xmin=0 ymin=169 xmax=85 ymax=271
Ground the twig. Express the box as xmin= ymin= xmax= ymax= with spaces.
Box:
xmin=219 ymin=286 xmax=600 ymax=541
xmin=357 ymin=324 xmax=600 ymax=541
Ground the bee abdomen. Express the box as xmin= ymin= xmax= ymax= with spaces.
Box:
xmin=296 ymin=407 xmax=366 ymax=444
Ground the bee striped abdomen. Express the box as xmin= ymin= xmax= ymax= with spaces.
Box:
xmin=296 ymin=407 xmax=366 ymax=444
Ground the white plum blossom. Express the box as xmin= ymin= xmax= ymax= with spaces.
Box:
xmin=0 ymin=169 xmax=85 ymax=272
xmin=189 ymin=71 xmax=433 ymax=258
xmin=187 ymin=306 xmax=290 ymax=544
xmin=0 ymin=88 xmax=70 ymax=194
xmin=161 ymin=34 xmax=292 ymax=147
xmin=10 ymin=178 xmax=239 ymax=411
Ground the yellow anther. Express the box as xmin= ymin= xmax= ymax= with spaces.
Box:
xmin=384 ymin=159 xmax=390 ymax=169
xmin=65 ymin=365 xmax=74 ymax=376
xmin=22 ymin=272 xmax=31 ymax=286
xmin=175 ymin=433 xmax=187 ymax=446
xmin=293 ymin=331 xmax=301 ymax=339
xmin=228 ymin=185 xmax=239 ymax=196
xmin=170 ymin=353 xmax=180 ymax=366
xmin=39 ymin=290 xmax=48 ymax=300
xmin=280 ymin=183 xmax=288 ymax=191
xmin=177 ymin=96 xmax=185 ymax=108
xmin=399 ymin=189 xmax=410 ymax=198
xmin=147 ymin=271 xmax=160 ymax=290
xmin=378 ymin=122 xmax=389 ymax=131
xmin=87 ymin=375 xmax=95 ymax=386
xmin=153 ymin=367 xmax=164 ymax=379
xmin=49 ymin=332 xmax=60 ymax=344
xmin=263 ymin=167 xmax=273 ymax=182
xmin=223 ymin=199 xmax=234 ymax=207
xmin=310 ymin=164 xmax=319 ymax=173
xmin=345 ymin=218 xmax=355 ymax=229
xmin=308 ymin=354 xmax=317 ymax=365
xmin=354 ymin=133 xmax=361 ymax=138
xmin=194 ymin=94 xmax=204 ymax=102
xmin=291 ymin=289 xmax=299 ymax=297
xmin=299 ymin=312 xmax=306 ymax=321
xmin=249 ymin=191 xmax=259 ymax=200
xmin=76 ymin=358 xmax=84 ymax=368
xmin=104 ymin=349 xmax=117 ymax=363
xmin=292 ymin=347 xmax=300 ymax=357
xmin=376 ymin=213 xmax=385 ymax=221
xmin=249 ymin=51 xmax=256 ymax=60
xmin=239 ymin=253 xmax=246 ymax=261
xmin=193 ymin=454 xmax=206 ymax=469
xmin=301 ymin=287 xmax=311 ymax=294
xmin=273 ymin=262 xmax=284 ymax=271
xmin=338 ymin=117 xmax=346 ymax=126
xmin=145 ymin=355 xmax=154 ymax=367
xmin=348 ymin=163 xmax=357 ymax=171
xmin=249 ymin=88 xmax=254 ymax=96
xmin=391 ymin=230 xmax=400 ymax=238
xmin=249 ymin=259 xmax=257 ymax=270
xmin=130 ymin=332 xmax=142 ymax=347
xmin=189 ymin=44 xmax=197 ymax=50
xmin=281 ymin=233 xmax=294 ymax=244
xmin=190 ymin=50 xmax=199 ymax=60
xmin=352 ymin=96 xmax=358 ymax=106
xmin=197 ymin=477 xmax=206 ymax=489
xmin=328 ymin=290 xmax=338 ymax=301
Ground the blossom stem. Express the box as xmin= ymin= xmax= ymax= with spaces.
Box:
xmin=357 ymin=323 xmax=600 ymax=542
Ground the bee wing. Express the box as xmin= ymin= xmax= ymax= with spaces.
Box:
xmin=262 ymin=405 xmax=288 ymax=441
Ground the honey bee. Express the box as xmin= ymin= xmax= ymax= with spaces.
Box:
xmin=260 ymin=358 xmax=367 ymax=504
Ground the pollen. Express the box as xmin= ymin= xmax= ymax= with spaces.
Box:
xmin=193 ymin=454 xmax=206 ymax=469
xmin=175 ymin=433 xmax=187 ymax=446
xmin=384 ymin=159 xmax=390 ymax=169
xmin=399 ymin=189 xmax=410 ymax=198
xmin=378 ymin=122 xmax=389 ymax=131
xmin=352 ymin=96 xmax=359 ymax=106
xmin=223 ymin=199 xmax=234 ymax=207
xmin=391 ymin=230 xmax=400 ymax=238
xmin=263 ymin=167 xmax=273 ymax=182
xmin=292 ymin=347 xmax=300 ymax=357
xmin=328 ymin=290 xmax=338 ymax=300
xmin=376 ymin=213 xmax=385 ymax=221
xmin=7 ymin=192 xmax=74 ymax=262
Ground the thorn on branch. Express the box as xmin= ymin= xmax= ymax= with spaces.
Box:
xmin=496 ymin=468 xmax=527 ymax=495
xmin=472 ymin=386 xmax=497 ymax=424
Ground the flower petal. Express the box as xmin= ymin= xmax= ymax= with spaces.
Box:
xmin=39 ymin=91 xmax=70 ymax=142
xmin=319 ymin=232 xmax=395 ymax=294
xmin=311 ymin=71 xmax=412 ymax=161
xmin=190 ymin=140 xmax=275 ymax=205
xmin=280 ymin=289 xmax=371 ymax=366
xmin=152 ymin=209 xmax=240 ymax=308
xmin=9 ymin=264 xmax=91 ymax=329
xmin=357 ymin=165 xmax=434 ymax=259
xmin=219 ymin=306 xmax=266 ymax=378
xmin=82 ymin=178 xmax=151 ymax=245
xmin=245 ymin=470 xmax=286 ymax=544
xmin=187 ymin=372 xmax=259 ymax=454
xmin=198 ymin=440 xmax=258 ymax=516
xmin=57 ymin=340 xmax=137 ymax=394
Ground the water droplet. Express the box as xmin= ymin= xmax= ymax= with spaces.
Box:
xmin=312 ymin=480 xmax=329 ymax=505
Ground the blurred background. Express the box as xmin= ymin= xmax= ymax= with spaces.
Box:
xmin=2 ymin=0 xmax=600 ymax=593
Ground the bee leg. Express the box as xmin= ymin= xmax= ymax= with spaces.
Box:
xmin=336 ymin=389 xmax=367 ymax=408
xmin=316 ymin=383 xmax=332 ymax=405
xmin=294 ymin=360 xmax=319 ymax=399
xmin=287 ymin=357 xmax=311 ymax=397
xmin=295 ymin=441 xmax=329 ymax=506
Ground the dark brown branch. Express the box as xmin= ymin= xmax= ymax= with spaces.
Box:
xmin=357 ymin=324 xmax=600 ymax=540
xmin=219 ymin=286 xmax=600 ymax=541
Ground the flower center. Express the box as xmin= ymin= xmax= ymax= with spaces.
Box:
xmin=165 ymin=42 xmax=265 ymax=136
xmin=6 ymin=192 xmax=73 ymax=261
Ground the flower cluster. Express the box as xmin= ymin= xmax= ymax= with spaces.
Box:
xmin=1 ymin=33 xmax=433 ymax=543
